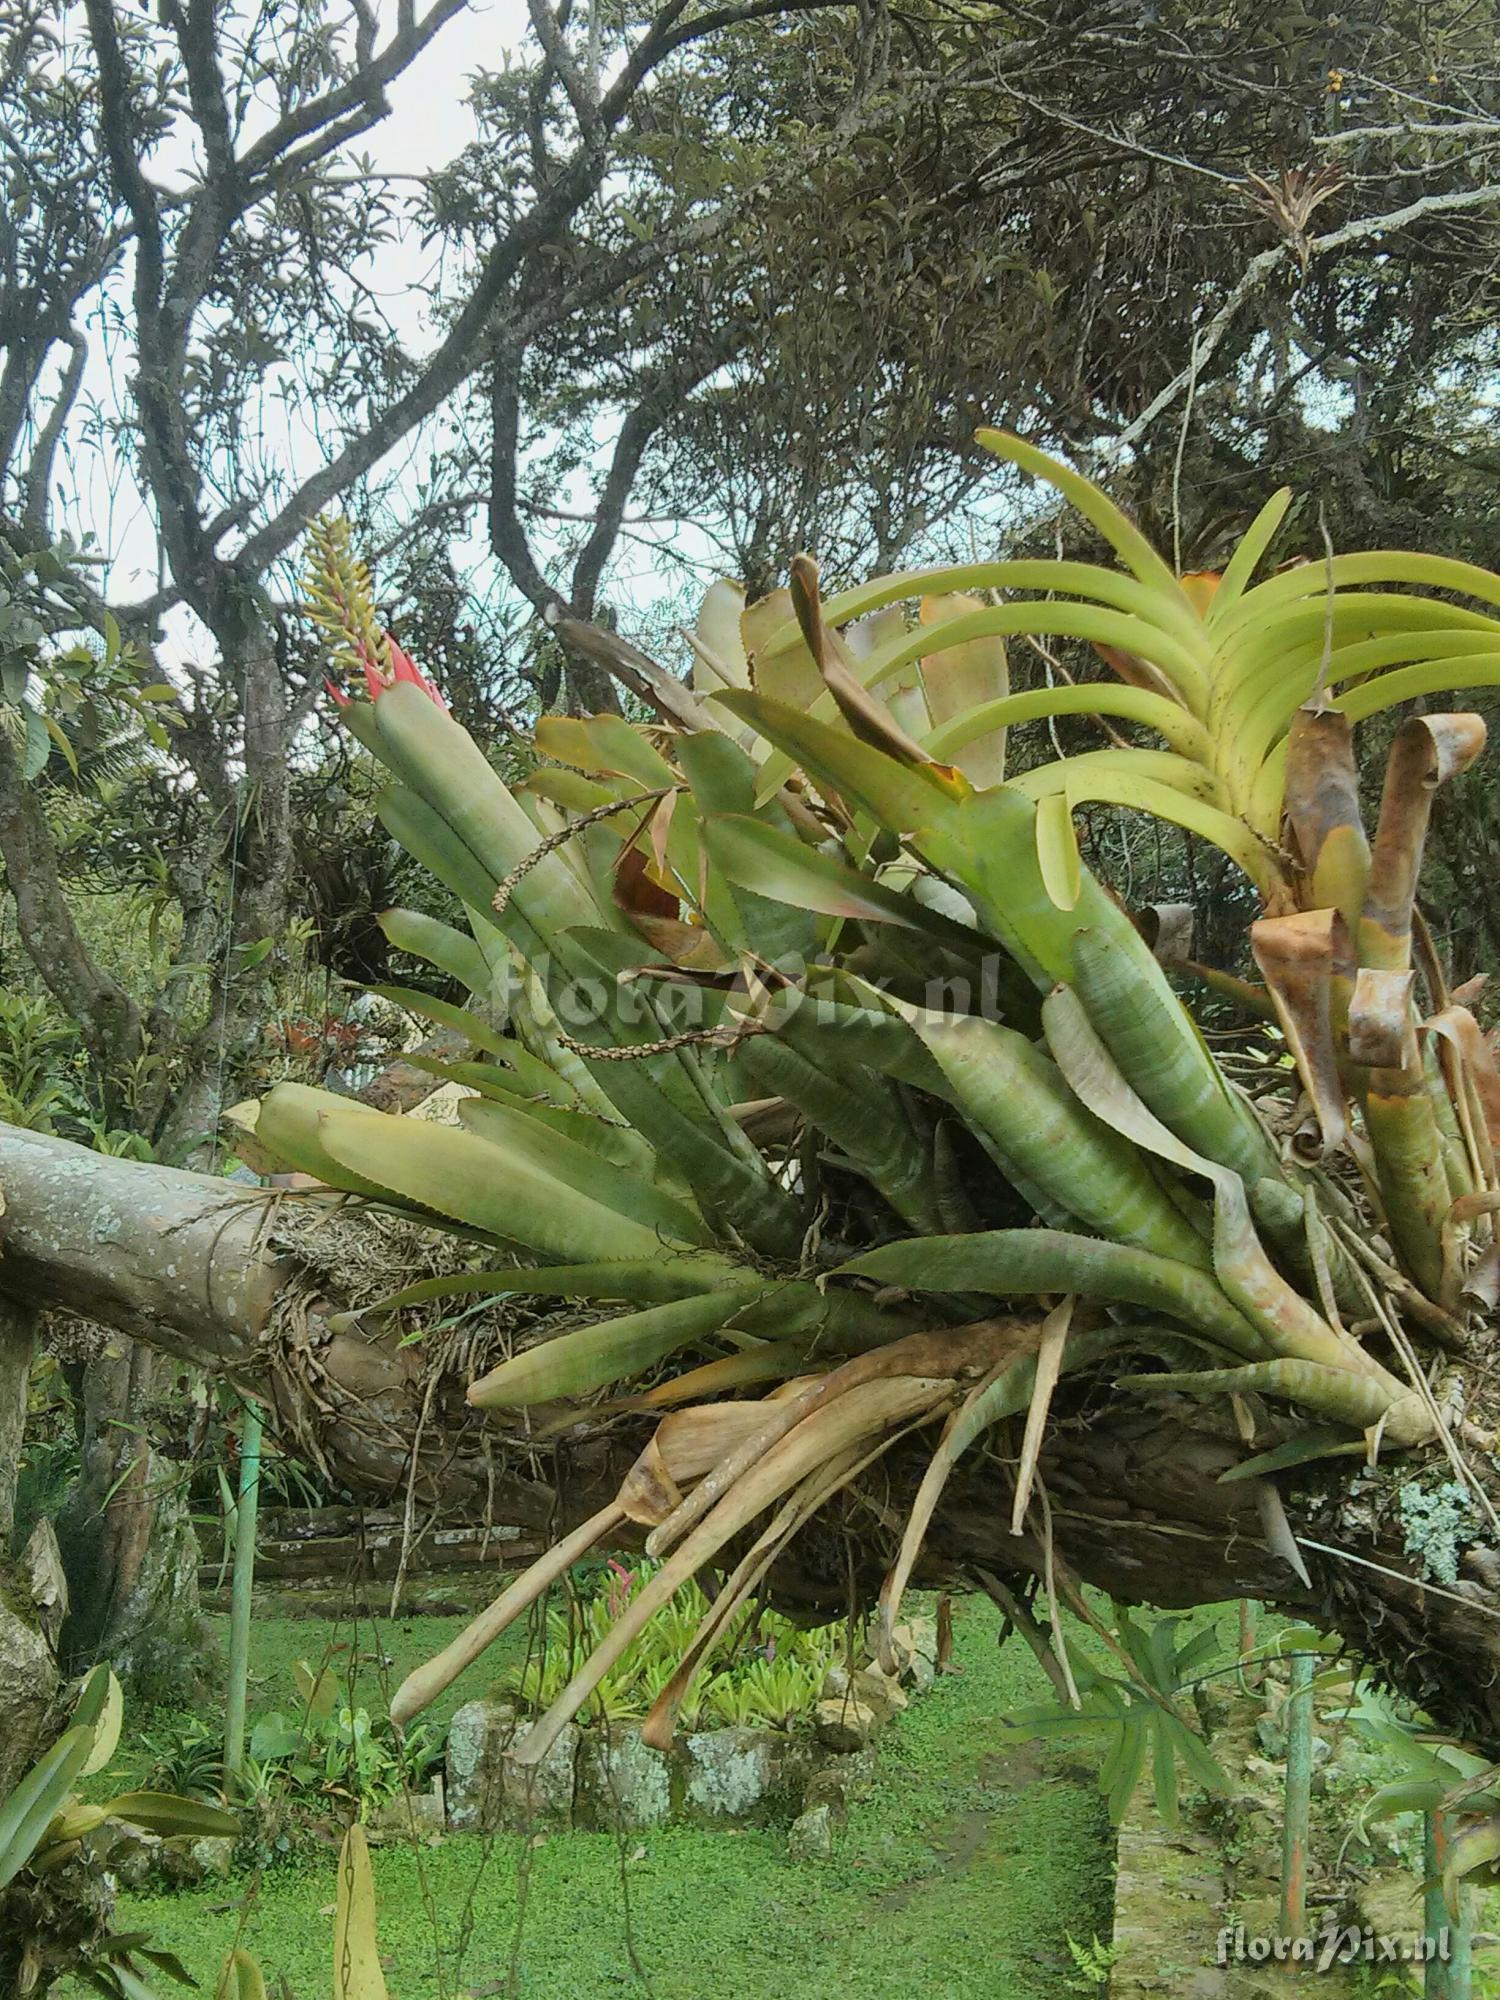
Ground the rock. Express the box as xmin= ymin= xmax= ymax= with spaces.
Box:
xmin=498 ymin=1722 xmax=578 ymax=1832
xmin=158 ymin=1835 xmax=234 ymax=1885
xmin=679 ymin=1726 xmax=815 ymax=1825
xmin=446 ymin=1708 xmax=876 ymax=1834
xmin=823 ymin=1662 xmax=907 ymax=1720
xmin=901 ymin=1650 xmax=936 ymax=1694
xmin=880 ymin=1624 xmax=916 ymax=1679
xmin=0 ymin=1561 xmax=60 ymax=1793
xmin=892 ymin=1616 xmax=938 ymax=1671
xmin=444 ymin=1697 xmax=577 ymax=1833
xmin=1194 ymin=1684 xmax=1233 ymax=1734
xmin=799 ymin=1765 xmax=851 ymax=1826
xmin=445 ymin=1699 xmax=519 ymax=1833
xmin=787 ymin=1801 xmax=838 ymax=1862
xmin=371 ymin=1787 xmax=446 ymax=1839
xmin=814 ymin=1695 xmax=880 ymax=1753
xmin=1236 ymin=1806 xmax=1280 ymax=1859
xmin=825 ymin=1739 xmax=879 ymax=1798
xmin=187 ymin=1835 xmax=234 ymax=1879
xmin=575 ymin=1725 xmax=672 ymax=1831
xmin=104 ymin=1823 xmax=163 ymax=1888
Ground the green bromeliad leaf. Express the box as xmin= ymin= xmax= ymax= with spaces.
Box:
xmin=836 ymin=1228 xmax=1263 ymax=1357
xmin=366 ymin=983 xmax=508 ymax=1053
xmin=702 ymin=811 xmax=983 ymax=946
xmin=467 ymin=1282 xmax=769 ymax=1407
xmin=455 ymin=1095 xmax=710 ymax=1245
xmin=377 ymin=908 xmax=494 ymax=998
xmin=311 ymin=1098 xmax=699 ymax=1262
xmin=903 ymin=1008 xmax=1211 ymax=1265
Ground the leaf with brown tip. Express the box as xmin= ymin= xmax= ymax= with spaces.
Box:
xmin=1426 ymin=1005 xmax=1500 ymax=1151
xmin=1282 ymin=708 xmax=1370 ymax=930
xmin=1361 ymin=714 xmax=1486 ymax=971
xmin=1249 ymin=908 xmax=1354 ymax=1159
xmin=789 ymin=554 xmax=936 ymax=768
xmin=1348 ymin=967 xmax=1419 ymax=1070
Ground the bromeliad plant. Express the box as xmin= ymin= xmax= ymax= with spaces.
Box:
xmin=729 ymin=428 xmax=1500 ymax=907
xmin=499 ymin=1560 xmax=839 ymax=1730
xmin=247 ymin=462 xmax=1500 ymax=1809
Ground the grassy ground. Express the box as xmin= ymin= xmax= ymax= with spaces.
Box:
xmin=106 ymin=1590 xmax=1115 ymax=1999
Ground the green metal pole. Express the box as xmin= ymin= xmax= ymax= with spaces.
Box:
xmin=222 ymin=1399 xmax=264 ymax=1789
xmin=1279 ymin=1652 xmax=1314 ymax=1936
xmin=1425 ymin=1811 xmax=1472 ymax=2000
xmin=1238 ymin=1599 xmax=1260 ymax=1693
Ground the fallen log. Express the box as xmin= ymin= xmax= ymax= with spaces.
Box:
xmin=4 ymin=1123 xmax=1500 ymax=1751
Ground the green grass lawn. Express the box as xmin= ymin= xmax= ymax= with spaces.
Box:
xmin=106 ymin=1590 xmax=1115 ymax=1999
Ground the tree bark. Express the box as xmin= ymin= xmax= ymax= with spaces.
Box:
xmin=0 ymin=1294 xmax=37 ymax=1553
xmin=3 ymin=1124 xmax=1499 ymax=1751
xmin=0 ymin=1125 xmax=614 ymax=1530
xmin=52 ymin=1340 xmax=208 ymax=1701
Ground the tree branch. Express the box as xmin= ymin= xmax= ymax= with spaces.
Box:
xmin=236 ymin=0 xmax=470 ymax=185
xmin=82 ymin=0 xmax=213 ymax=599
xmin=488 ymin=344 xmax=570 ymax=621
xmin=22 ymin=330 xmax=87 ymax=532
xmin=0 ymin=725 xmax=143 ymax=1088
xmin=569 ymin=345 xmax=733 ymax=617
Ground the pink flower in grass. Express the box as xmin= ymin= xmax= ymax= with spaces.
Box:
xmin=604 ymin=1558 xmax=637 ymax=1620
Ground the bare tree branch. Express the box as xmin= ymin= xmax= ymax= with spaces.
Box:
xmin=1091 ymin=176 xmax=1500 ymax=470
xmin=236 ymin=0 xmax=470 ymax=185
xmin=22 ymin=330 xmax=86 ymax=533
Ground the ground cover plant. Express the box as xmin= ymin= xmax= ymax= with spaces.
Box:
xmin=73 ymin=1593 xmax=1114 ymax=2000
xmin=498 ymin=1559 xmax=842 ymax=1730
